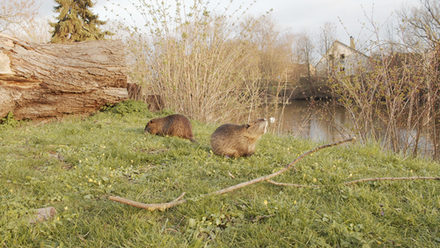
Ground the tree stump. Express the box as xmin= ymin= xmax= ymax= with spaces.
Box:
xmin=0 ymin=34 xmax=128 ymax=120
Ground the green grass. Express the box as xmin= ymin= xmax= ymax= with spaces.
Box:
xmin=1 ymin=100 xmax=439 ymax=247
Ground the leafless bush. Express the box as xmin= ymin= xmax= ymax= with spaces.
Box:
xmin=0 ymin=0 xmax=52 ymax=43
xmin=330 ymin=0 xmax=440 ymax=158
xmin=0 ymin=0 xmax=39 ymax=33
xmin=104 ymin=0 xmax=295 ymax=124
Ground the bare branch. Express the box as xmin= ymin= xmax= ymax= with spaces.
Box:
xmin=0 ymin=0 xmax=39 ymax=34
xmin=424 ymin=0 xmax=440 ymax=27
xmin=267 ymin=176 xmax=440 ymax=188
xmin=206 ymin=137 xmax=355 ymax=196
xmin=266 ymin=180 xmax=319 ymax=188
xmin=343 ymin=176 xmax=440 ymax=185
xmin=400 ymin=0 xmax=440 ymax=47
xmin=109 ymin=137 xmax=356 ymax=211
xmin=108 ymin=192 xmax=187 ymax=211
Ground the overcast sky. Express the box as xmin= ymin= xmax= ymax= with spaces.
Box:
xmin=40 ymin=0 xmax=419 ymax=47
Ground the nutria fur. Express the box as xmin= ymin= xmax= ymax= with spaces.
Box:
xmin=144 ymin=114 xmax=195 ymax=142
xmin=210 ymin=119 xmax=268 ymax=158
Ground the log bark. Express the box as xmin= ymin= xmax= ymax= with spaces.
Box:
xmin=0 ymin=33 xmax=128 ymax=120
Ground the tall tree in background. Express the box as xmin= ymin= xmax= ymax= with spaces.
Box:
xmin=318 ymin=22 xmax=336 ymax=57
xmin=318 ymin=22 xmax=336 ymax=76
xmin=50 ymin=0 xmax=112 ymax=43
xmin=293 ymin=33 xmax=315 ymax=79
xmin=243 ymin=15 xmax=294 ymax=83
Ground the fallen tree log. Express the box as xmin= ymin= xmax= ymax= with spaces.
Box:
xmin=0 ymin=33 xmax=128 ymax=120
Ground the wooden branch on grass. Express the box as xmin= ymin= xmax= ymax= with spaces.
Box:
xmin=207 ymin=137 xmax=356 ymax=196
xmin=108 ymin=193 xmax=186 ymax=211
xmin=343 ymin=176 xmax=440 ymax=185
xmin=266 ymin=180 xmax=320 ymax=188
xmin=267 ymin=176 xmax=440 ymax=188
xmin=108 ymin=137 xmax=356 ymax=211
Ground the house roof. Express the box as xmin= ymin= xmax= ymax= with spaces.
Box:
xmin=332 ymin=40 xmax=369 ymax=58
xmin=315 ymin=40 xmax=369 ymax=67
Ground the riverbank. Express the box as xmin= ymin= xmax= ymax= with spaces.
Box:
xmin=1 ymin=100 xmax=439 ymax=247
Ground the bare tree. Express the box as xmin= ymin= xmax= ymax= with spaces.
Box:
xmin=318 ymin=22 xmax=336 ymax=57
xmin=13 ymin=17 xmax=52 ymax=43
xmin=0 ymin=0 xmax=39 ymax=33
xmin=243 ymin=15 xmax=295 ymax=82
xmin=316 ymin=22 xmax=337 ymax=77
xmin=400 ymin=0 xmax=440 ymax=49
xmin=293 ymin=33 xmax=315 ymax=79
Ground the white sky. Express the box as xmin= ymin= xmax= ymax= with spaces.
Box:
xmin=39 ymin=0 xmax=419 ymax=48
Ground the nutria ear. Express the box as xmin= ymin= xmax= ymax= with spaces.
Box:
xmin=245 ymin=124 xmax=251 ymax=129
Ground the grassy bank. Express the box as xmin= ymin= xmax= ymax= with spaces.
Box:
xmin=0 ymin=101 xmax=439 ymax=247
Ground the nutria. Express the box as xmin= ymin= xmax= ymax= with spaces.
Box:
xmin=144 ymin=114 xmax=195 ymax=142
xmin=210 ymin=118 xmax=268 ymax=158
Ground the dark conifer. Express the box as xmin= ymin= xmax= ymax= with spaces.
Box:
xmin=50 ymin=0 xmax=112 ymax=43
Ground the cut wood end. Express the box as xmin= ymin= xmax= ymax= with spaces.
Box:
xmin=0 ymin=51 xmax=13 ymax=74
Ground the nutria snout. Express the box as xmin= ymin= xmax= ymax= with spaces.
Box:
xmin=144 ymin=114 xmax=195 ymax=142
xmin=210 ymin=118 xmax=268 ymax=158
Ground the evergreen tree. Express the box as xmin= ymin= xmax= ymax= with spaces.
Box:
xmin=50 ymin=0 xmax=112 ymax=43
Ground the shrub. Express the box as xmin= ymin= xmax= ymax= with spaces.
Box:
xmin=103 ymin=100 xmax=150 ymax=116
xmin=0 ymin=112 xmax=18 ymax=127
xmin=104 ymin=1 xmax=294 ymax=123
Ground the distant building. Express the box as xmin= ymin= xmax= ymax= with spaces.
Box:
xmin=315 ymin=37 xmax=371 ymax=77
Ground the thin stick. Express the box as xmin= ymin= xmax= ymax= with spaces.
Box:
xmin=207 ymin=137 xmax=355 ymax=196
xmin=267 ymin=176 xmax=440 ymax=188
xmin=343 ymin=176 xmax=440 ymax=185
xmin=266 ymin=180 xmax=319 ymax=188
xmin=108 ymin=193 xmax=186 ymax=211
xmin=108 ymin=137 xmax=355 ymax=211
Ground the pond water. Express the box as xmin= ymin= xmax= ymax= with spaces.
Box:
xmin=270 ymin=100 xmax=435 ymax=158
xmin=269 ymin=100 xmax=352 ymax=142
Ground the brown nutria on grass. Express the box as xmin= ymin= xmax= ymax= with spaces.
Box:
xmin=210 ymin=118 xmax=268 ymax=158
xmin=144 ymin=114 xmax=195 ymax=142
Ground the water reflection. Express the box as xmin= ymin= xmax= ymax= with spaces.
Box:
xmin=273 ymin=100 xmax=352 ymax=142
xmin=273 ymin=100 xmax=435 ymax=158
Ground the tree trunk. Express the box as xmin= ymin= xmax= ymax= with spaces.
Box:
xmin=0 ymin=34 xmax=128 ymax=120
